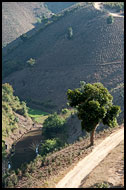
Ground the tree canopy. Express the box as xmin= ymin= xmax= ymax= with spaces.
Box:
xmin=67 ymin=82 xmax=121 ymax=145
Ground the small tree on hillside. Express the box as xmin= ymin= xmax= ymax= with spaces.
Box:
xmin=107 ymin=15 xmax=114 ymax=24
xmin=27 ymin=58 xmax=36 ymax=67
xmin=67 ymin=27 xmax=73 ymax=39
xmin=67 ymin=82 xmax=121 ymax=146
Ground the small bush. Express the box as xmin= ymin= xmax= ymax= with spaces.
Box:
xmin=95 ymin=182 xmax=110 ymax=188
xmin=27 ymin=58 xmax=36 ymax=67
xmin=39 ymin=138 xmax=62 ymax=156
xmin=42 ymin=113 xmax=66 ymax=139
xmin=67 ymin=27 xmax=73 ymax=39
xmin=61 ymin=108 xmax=69 ymax=114
xmin=107 ymin=15 xmax=114 ymax=24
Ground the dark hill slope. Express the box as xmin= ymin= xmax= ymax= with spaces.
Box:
xmin=2 ymin=2 xmax=51 ymax=46
xmin=45 ymin=2 xmax=78 ymax=13
xmin=3 ymin=4 xmax=124 ymax=113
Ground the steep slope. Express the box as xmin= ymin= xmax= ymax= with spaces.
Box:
xmin=2 ymin=83 xmax=33 ymax=156
xmin=2 ymin=2 xmax=52 ymax=46
xmin=45 ymin=2 xmax=78 ymax=13
xmin=3 ymin=3 xmax=124 ymax=116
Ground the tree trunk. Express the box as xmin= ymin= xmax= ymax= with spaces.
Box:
xmin=90 ymin=125 xmax=97 ymax=146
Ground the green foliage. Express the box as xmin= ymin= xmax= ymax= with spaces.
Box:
xmin=42 ymin=113 xmax=66 ymax=139
xmin=94 ymin=182 xmax=110 ymax=188
xmin=2 ymin=141 xmax=7 ymax=158
xmin=67 ymin=82 xmax=121 ymax=134
xmin=2 ymin=83 xmax=29 ymax=141
xmin=104 ymin=2 xmax=124 ymax=12
xmin=107 ymin=15 xmax=114 ymax=24
xmin=39 ymin=138 xmax=63 ymax=156
xmin=61 ymin=108 xmax=69 ymax=114
xmin=27 ymin=58 xmax=36 ymax=67
xmin=36 ymin=17 xmax=42 ymax=24
xmin=67 ymin=27 xmax=73 ymax=39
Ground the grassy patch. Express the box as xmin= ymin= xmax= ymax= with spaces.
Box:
xmin=28 ymin=107 xmax=49 ymax=124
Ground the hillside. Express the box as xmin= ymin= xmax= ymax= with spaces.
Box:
xmin=2 ymin=2 xmax=52 ymax=47
xmin=2 ymin=83 xmax=34 ymax=157
xmin=45 ymin=2 xmax=78 ymax=13
xmin=2 ymin=3 xmax=124 ymax=119
xmin=3 ymin=125 xmax=123 ymax=188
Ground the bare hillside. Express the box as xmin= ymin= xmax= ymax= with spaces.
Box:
xmin=45 ymin=2 xmax=78 ymax=13
xmin=3 ymin=3 xmax=124 ymax=116
xmin=2 ymin=2 xmax=52 ymax=46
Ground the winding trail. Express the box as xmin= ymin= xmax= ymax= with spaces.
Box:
xmin=56 ymin=127 xmax=124 ymax=188
xmin=94 ymin=2 xmax=124 ymax=18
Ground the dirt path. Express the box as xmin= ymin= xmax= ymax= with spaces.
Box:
xmin=93 ymin=2 xmax=124 ymax=18
xmin=56 ymin=127 xmax=124 ymax=188
xmin=80 ymin=140 xmax=124 ymax=188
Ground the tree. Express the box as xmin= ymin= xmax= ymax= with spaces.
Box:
xmin=107 ymin=15 xmax=114 ymax=24
xmin=67 ymin=27 xmax=73 ymax=39
xmin=67 ymin=82 xmax=121 ymax=146
xmin=42 ymin=113 xmax=66 ymax=139
xmin=27 ymin=58 xmax=36 ymax=67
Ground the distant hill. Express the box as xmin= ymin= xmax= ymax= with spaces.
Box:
xmin=2 ymin=2 xmax=52 ymax=47
xmin=2 ymin=3 xmax=124 ymax=119
xmin=45 ymin=2 xmax=78 ymax=13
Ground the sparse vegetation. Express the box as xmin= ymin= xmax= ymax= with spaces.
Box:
xmin=2 ymin=83 xmax=28 ymax=142
xmin=67 ymin=82 xmax=121 ymax=145
xmin=2 ymin=124 xmax=122 ymax=188
xmin=93 ymin=182 xmax=110 ymax=188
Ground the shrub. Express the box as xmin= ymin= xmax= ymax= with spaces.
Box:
xmin=39 ymin=138 xmax=62 ymax=156
xmin=42 ymin=113 xmax=66 ymax=139
xmin=67 ymin=27 xmax=73 ymax=39
xmin=95 ymin=182 xmax=110 ymax=188
xmin=27 ymin=58 xmax=36 ymax=67
xmin=61 ymin=108 xmax=69 ymax=114
xmin=107 ymin=15 xmax=114 ymax=24
xmin=36 ymin=17 xmax=42 ymax=24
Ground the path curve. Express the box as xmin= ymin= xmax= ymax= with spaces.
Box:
xmin=94 ymin=2 xmax=124 ymax=18
xmin=56 ymin=127 xmax=124 ymax=188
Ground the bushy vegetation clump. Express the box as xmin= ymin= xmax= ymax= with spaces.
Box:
xmin=104 ymin=2 xmax=124 ymax=12
xmin=67 ymin=27 xmax=73 ymax=39
xmin=107 ymin=15 xmax=114 ymax=24
xmin=39 ymin=138 xmax=63 ymax=156
xmin=42 ymin=112 xmax=66 ymax=139
xmin=27 ymin=58 xmax=36 ymax=67
xmin=2 ymin=83 xmax=28 ymax=142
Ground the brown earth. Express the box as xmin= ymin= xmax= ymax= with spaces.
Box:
xmin=2 ymin=2 xmax=52 ymax=46
xmin=14 ymin=125 xmax=123 ymax=188
xmin=2 ymin=3 xmax=124 ymax=117
xmin=80 ymin=140 xmax=124 ymax=188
